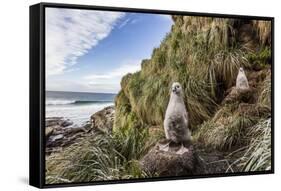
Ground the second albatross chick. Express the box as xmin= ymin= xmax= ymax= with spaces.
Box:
xmin=236 ymin=67 xmax=249 ymax=90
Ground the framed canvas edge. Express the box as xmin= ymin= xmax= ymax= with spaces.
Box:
xmin=29 ymin=2 xmax=275 ymax=189
xmin=29 ymin=3 xmax=45 ymax=188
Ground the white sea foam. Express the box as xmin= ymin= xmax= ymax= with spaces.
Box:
xmin=45 ymin=91 xmax=115 ymax=126
xmin=46 ymin=99 xmax=76 ymax=105
xmin=46 ymin=102 xmax=113 ymax=126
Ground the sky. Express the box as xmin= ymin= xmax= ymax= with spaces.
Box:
xmin=46 ymin=7 xmax=173 ymax=93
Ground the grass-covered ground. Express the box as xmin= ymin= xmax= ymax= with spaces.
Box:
xmin=46 ymin=16 xmax=272 ymax=184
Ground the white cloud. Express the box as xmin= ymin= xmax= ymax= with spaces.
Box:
xmin=85 ymin=61 xmax=141 ymax=81
xmin=46 ymin=8 xmax=124 ymax=76
xmin=83 ymin=59 xmax=141 ymax=93
xmin=47 ymin=59 xmax=141 ymax=93
xmin=130 ymin=19 xmax=138 ymax=24
xmin=118 ymin=18 xmax=130 ymax=29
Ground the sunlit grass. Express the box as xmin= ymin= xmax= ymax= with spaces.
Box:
xmin=46 ymin=125 xmax=155 ymax=184
xmin=233 ymin=118 xmax=271 ymax=171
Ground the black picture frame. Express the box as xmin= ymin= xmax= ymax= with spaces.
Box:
xmin=29 ymin=2 xmax=275 ymax=188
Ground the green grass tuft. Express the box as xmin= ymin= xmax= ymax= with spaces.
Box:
xmin=46 ymin=125 xmax=155 ymax=184
xmin=234 ymin=118 xmax=271 ymax=171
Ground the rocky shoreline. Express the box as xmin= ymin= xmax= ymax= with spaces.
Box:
xmin=45 ymin=106 xmax=115 ymax=155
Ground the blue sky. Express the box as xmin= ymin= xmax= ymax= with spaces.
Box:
xmin=46 ymin=8 xmax=173 ymax=93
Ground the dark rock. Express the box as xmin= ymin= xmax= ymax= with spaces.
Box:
xmin=66 ymin=127 xmax=86 ymax=134
xmin=46 ymin=117 xmax=73 ymax=127
xmin=196 ymin=147 xmax=238 ymax=174
xmin=45 ymin=117 xmax=77 ymax=154
xmin=45 ymin=126 xmax=87 ymax=154
xmin=46 ymin=117 xmax=63 ymax=127
xmin=140 ymin=140 xmax=206 ymax=177
xmin=61 ymin=119 xmax=73 ymax=127
xmin=45 ymin=106 xmax=115 ymax=155
xmin=91 ymin=106 xmax=115 ymax=133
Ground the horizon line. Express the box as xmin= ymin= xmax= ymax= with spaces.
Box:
xmin=46 ymin=90 xmax=118 ymax=94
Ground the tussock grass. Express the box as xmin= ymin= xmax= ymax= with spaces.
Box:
xmin=258 ymin=71 xmax=271 ymax=108
xmin=209 ymin=49 xmax=249 ymax=88
xmin=253 ymin=20 xmax=271 ymax=45
xmin=46 ymin=134 xmax=126 ymax=184
xmin=233 ymin=118 xmax=271 ymax=171
xmin=246 ymin=47 xmax=271 ymax=69
xmin=195 ymin=105 xmax=258 ymax=151
xmin=46 ymin=125 xmax=155 ymax=184
xmin=113 ymin=123 xmax=156 ymax=160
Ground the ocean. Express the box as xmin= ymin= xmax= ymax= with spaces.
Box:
xmin=46 ymin=91 xmax=116 ymax=126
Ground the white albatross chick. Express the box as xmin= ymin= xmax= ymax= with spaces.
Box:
xmin=236 ymin=67 xmax=249 ymax=90
xmin=160 ymin=82 xmax=191 ymax=155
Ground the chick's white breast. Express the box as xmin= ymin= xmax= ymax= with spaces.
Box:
xmin=165 ymin=100 xmax=187 ymax=126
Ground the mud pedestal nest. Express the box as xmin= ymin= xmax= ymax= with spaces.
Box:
xmin=140 ymin=140 xmax=206 ymax=176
